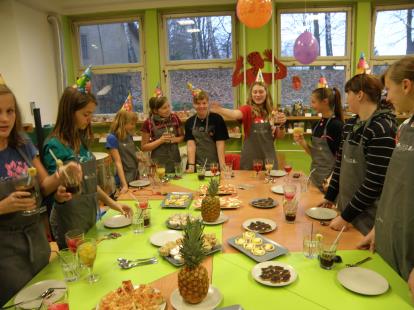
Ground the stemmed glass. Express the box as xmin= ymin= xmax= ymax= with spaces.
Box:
xmin=65 ymin=229 xmax=84 ymax=253
xmin=77 ymin=238 xmax=99 ymax=283
xmin=210 ymin=162 xmax=219 ymax=177
xmin=265 ymin=158 xmax=274 ymax=175
xmin=252 ymin=159 xmax=263 ymax=178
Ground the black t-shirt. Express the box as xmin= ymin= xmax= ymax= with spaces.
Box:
xmin=184 ymin=112 xmax=229 ymax=142
xmin=312 ymin=117 xmax=344 ymax=155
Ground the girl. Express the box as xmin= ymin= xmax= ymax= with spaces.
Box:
xmin=184 ymin=90 xmax=229 ymax=171
xmin=294 ymin=87 xmax=344 ymax=192
xmin=0 ymin=85 xmax=71 ymax=306
xmin=141 ymin=96 xmax=184 ymax=173
xmin=43 ymin=86 xmax=132 ymax=249
xmin=211 ymin=81 xmax=286 ymax=170
xmin=106 ymin=109 xmax=139 ymax=193
xmin=359 ymin=56 xmax=414 ymax=302
xmin=320 ymin=74 xmax=397 ymax=235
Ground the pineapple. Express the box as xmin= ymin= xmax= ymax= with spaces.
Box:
xmin=201 ymin=178 xmax=220 ymax=222
xmin=178 ymin=219 xmax=209 ymax=304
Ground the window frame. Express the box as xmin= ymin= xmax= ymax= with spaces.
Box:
xmin=160 ymin=11 xmax=238 ymax=109
xmin=371 ymin=3 xmax=414 ymax=70
xmin=276 ymin=6 xmax=353 ymax=107
xmin=72 ymin=16 xmax=147 ymax=113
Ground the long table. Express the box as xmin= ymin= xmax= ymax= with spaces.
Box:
xmin=8 ymin=171 xmax=413 ymax=309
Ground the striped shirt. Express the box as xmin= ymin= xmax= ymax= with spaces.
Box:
xmin=325 ymin=110 xmax=397 ymax=222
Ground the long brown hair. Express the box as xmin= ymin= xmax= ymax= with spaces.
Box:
xmin=312 ymin=87 xmax=344 ymax=122
xmin=50 ymin=86 xmax=96 ymax=153
xmin=0 ymin=84 xmax=24 ymax=148
xmin=110 ymin=109 xmax=137 ymax=140
xmin=246 ymin=81 xmax=273 ymax=118
xmin=345 ymin=74 xmax=382 ymax=104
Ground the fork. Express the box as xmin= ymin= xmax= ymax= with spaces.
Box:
xmin=117 ymin=257 xmax=156 ymax=263
xmin=119 ymin=258 xmax=158 ymax=269
xmin=345 ymin=256 xmax=372 ymax=267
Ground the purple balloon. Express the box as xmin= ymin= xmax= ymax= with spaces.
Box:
xmin=293 ymin=31 xmax=320 ymax=65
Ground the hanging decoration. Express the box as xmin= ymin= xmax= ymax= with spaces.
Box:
xmin=291 ymin=76 xmax=302 ymax=91
xmin=317 ymin=75 xmax=328 ymax=88
xmin=153 ymin=82 xmax=163 ymax=98
xmin=0 ymin=74 xmax=6 ymax=85
xmin=232 ymin=49 xmax=287 ymax=86
xmin=356 ymin=52 xmax=371 ymax=75
xmin=293 ymin=31 xmax=320 ymax=65
xmin=76 ymin=65 xmax=92 ymax=93
xmin=236 ymin=0 xmax=273 ymax=29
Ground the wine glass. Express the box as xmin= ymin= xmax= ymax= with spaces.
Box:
xmin=252 ymin=159 xmax=263 ymax=178
xmin=65 ymin=229 xmax=84 ymax=253
xmin=210 ymin=162 xmax=218 ymax=177
xmin=265 ymin=158 xmax=274 ymax=175
xmin=283 ymin=183 xmax=296 ymax=201
xmin=77 ymin=238 xmax=99 ymax=283
xmin=156 ymin=163 xmax=166 ymax=182
xmin=292 ymin=122 xmax=305 ymax=145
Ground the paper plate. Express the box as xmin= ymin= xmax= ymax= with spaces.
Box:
xmin=337 ymin=267 xmax=389 ymax=295
xmin=129 ymin=179 xmax=151 ymax=187
xmin=170 ymin=286 xmax=223 ymax=310
xmin=269 ymin=170 xmax=287 ymax=177
xmin=103 ymin=214 xmax=132 ymax=228
xmin=251 ymin=261 xmax=297 ymax=287
xmin=14 ymin=280 xmax=68 ymax=309
xmin=203 ymin=212 xmax=229 ymax=225
xmin=305 ymin=207 xmax=337 ymax=221
xmin=242 ymin=218 xmax=277 ymax=233
xmin=270 ymin=185 xmax=284 ymax=195
xmin=150 ymin=230 xmax=182 ymax=247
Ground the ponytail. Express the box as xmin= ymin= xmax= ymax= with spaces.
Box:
xmin=332 ymin=87 xmax=344 ymax=122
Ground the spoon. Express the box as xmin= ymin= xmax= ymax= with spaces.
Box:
xmin=117 ymin=257 xmax=155 ymax=263
xmin=2 ymin=288 xmax=56 ymax=309
xmin=118 ymin=258 xmax=158 ymax=269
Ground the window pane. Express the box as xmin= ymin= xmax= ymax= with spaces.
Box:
xmin=372 ymin=65 xmax=389 ymax=76
xmin=169 ymin=68 xmax=234 ymax=111
xmin=167 ymin=15 xmax=233 ymax=61
xmin=374 ymin=8 xmax=414 ymax=56
xmin=281 ymin=66 xmax=346 ymax=107
xmin=79 ymin=21 xmax=140 ymax=66
xmin=280 ymin=12 xmax=347 ymax=57
xmin=91 ymin=72 xmax=143 ymax=113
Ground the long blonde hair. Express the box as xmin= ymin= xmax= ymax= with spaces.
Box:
xmin=246 ymin=82 xmax=273 ymax=119
xmin=110 ymin=109 xmax=138 ymax=140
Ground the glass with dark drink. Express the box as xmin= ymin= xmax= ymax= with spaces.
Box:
xmin=319 ymin=242 xmax=337 ymax=270
xmin=14 ymin=168 xmax=39 ymax=215
xmin=283 ymin=199 xmax=298 ymax=224
xmin=197 ymin=165 xmax=206 ymax=181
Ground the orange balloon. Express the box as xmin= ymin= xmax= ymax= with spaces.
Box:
xmin=237 ymin=0 xmax=273 ymax=29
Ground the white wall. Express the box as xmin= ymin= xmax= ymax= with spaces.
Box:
xmin=0 ymin=0 xmax=59 ymax=126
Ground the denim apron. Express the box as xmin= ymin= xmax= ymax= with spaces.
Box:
xmin=192 ymin=114 xmax=219 ymax=167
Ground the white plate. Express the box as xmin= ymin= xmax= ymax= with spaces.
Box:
xmin=337 ymin=267 xmax=389 ymax=295
xmin=205 ymin=171 xmax=220 ymax=177
xmin=170 ymin=286 xmax=223 ymax=310
xmin=269 ymin=170 xmax=287 ymax=177
xmin=203 ymin=212 xmax=229 ymax=225
xmin=129 ymin=179 xmax=151 ymax=187
xmin=14 ymin=280 xmax=68 ymax=309
xmin=242 ymin=218 xmax=277 ymax=233
xmin=270 ymin=185 xmax=284 ymax=195
xmin=150 ymin=230 xmax=182 ymax=247
xmin=96 ymin=285 xmax=166 ymax=310
xmin=103 ymin=214 xmax=132 ymax=228
xmin=251 ymin=261 xmax=297 ymax=287
xmin=305 ymin=207 xmax=337 ymax=221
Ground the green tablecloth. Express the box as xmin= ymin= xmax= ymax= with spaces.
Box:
xmin=6 ymin=178 xmax=413 ymax=310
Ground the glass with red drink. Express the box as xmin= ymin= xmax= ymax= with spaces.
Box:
xmin=65 ymin=229 xmax=84 ymax=253
xmin=210 ymin=162 xmax=218 ymax=176
xmin=252 ymin=159 xmax=263 ymax=178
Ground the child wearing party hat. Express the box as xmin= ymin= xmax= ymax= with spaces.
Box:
xmin=210 ymin=69 xmax=286 ymax=170
xmin=106 ymin=94 xmax=139 ymax=193
xmin=141 ymin=86 xmax=183 ymax=174
xmin=43 ymin=66 xmax=132 ymax=249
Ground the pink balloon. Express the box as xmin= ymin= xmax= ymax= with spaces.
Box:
xmin=293 ymin=31 xmax=320 ymax=65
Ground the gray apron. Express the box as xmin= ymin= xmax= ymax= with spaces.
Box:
xmin=0 ymin=147 xmax=49 ymax=306
xmin=192 ymin=114 xmax=219 ymax=167
xmin=150 ymin=116 xmax=181 ymax=173
xmin=117 ymin=136 xmax=138 ymax=183
xmin=337 ymin=116 xmax=378 ymax=235
xmin=240 ymin=120 xmax=277 ymax=170
xmin=376 ymin=119 xmax=414 ymax=280
xmin=50 ymin=153 xmax=98 ymax=249
xmin=310 ymin=118 xmax=336 ymax=192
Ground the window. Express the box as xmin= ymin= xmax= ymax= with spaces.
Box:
xmin=74 ymin=18 xmax=145 ymax=114
xmin=162 ymin=13 xmax=236 ymax=111
xmin=277 ymin=7 xmax=352 ymax=107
